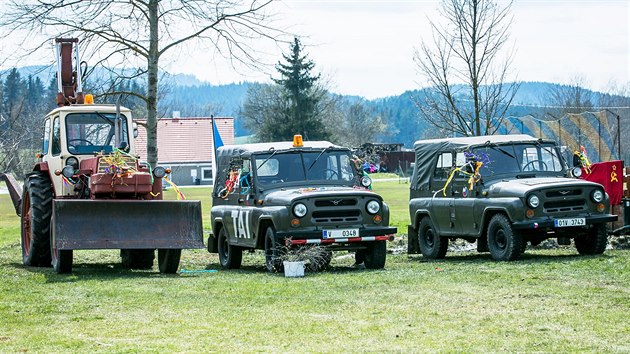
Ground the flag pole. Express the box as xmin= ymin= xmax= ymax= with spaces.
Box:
xmin=211 ymin=114 xmax=217 ymax=184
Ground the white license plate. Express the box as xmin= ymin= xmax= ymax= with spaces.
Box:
xmin=554 ymin=218 xmax=586 ymax=227
xmin=323 ymin=228 xmax=359 ymax=239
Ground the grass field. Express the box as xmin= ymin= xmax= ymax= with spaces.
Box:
xmin=1 ymin=181 xmax=629 ymax=352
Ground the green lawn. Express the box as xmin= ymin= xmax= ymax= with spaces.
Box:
xmin=1 ymin=182 xmax=629 ymax=352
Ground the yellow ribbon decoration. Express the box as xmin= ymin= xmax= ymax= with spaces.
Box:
xmin=163 ymin=176 xmax=186 ymax=200
xmin=440 ymin=161 xmax=483 ymax=196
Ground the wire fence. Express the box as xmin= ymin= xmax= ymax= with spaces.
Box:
xmin=496 ymin=110 xmax=623 ymax=163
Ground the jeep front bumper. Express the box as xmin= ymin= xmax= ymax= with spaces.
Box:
xmin=276 ymin=227 xmax=397 ymax=245
xmin=511 ymin=213 xmax=617 ymax=230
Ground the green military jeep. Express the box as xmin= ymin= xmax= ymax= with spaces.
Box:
xmin=208 ymin=138 xmax=397 ymax=271
xmin=407 ymin=134 xmax=617 ymax=261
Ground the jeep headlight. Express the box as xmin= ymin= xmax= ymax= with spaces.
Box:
xmin=571 ymin=167 xmax=582 ymax=178
xmin=366 ymin=200 xmax=380 ymax=214
xmin=293 ymin=203 xmax=308 ymax=218
xmin=360 ymin=176 xmax=372 ymax=188
xmin=527 ymin=194 xmax=540 ymax=208
xmin=591 ymin=190 xmax=604 ymax=203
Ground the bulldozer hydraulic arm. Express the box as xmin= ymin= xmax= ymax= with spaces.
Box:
xmin=0 ymin=173 xmax=23 ymax=216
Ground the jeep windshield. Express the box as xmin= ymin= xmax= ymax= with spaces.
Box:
xmin=254 ymin=149 xmax=356 ymax=188
xmin=468 ymin=142 xmax=565 ymax=179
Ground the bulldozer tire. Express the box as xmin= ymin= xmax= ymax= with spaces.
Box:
xmin=52 ymin=249 xmax=73 ymax=274
xmin=217 ymin=227 xmax=242 ymax=269
xmin=120 ymin=249 xmax=155 ymax=269
xmin=21 ymin=171 xmax=53 ymax=267
xmin=158 ymin=249 xmax=181 ymax=274
xmin=50 ymin=213 xmax=72 ymax=273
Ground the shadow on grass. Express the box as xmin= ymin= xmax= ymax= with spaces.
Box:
xmin=406 ymin=250 xmax=612 ymax=265
xmin=11 ymin=261 xmax=201 ymax=283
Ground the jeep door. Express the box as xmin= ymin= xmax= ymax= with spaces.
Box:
xmin=430 ymin=152 xmax=456 ymax=236
xmin=451 ymin=152 xmax=478 ymax=236
xmin=223 ymin=159 xmax=258 ymax=248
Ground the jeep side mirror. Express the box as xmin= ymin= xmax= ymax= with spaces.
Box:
xmin=572 ymin=154 xmax=581 ymax=167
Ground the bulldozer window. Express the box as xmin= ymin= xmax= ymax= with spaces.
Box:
xmin=43 ymin=118 xmax=51 ymax=155
xmin=65 ymin=113 xmax=129 ymax=154
xmin=52 ymin=117 xmax=61 ymax=156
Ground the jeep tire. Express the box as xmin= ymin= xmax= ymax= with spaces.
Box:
xmin=418 ymin=217 xmax=448 ymax=259
xmin=487 ymin=214 xmax=523 ymax=261
xmin=21 ymin=172 xmax=53 ymax=267
xmin=217 ymin=227 xmax=242 ymax=269
xmin=264 ymin=227 xmax=283 ymax=272
xmin=575 ymin=223 xmax=607 ymax=255
xmin=363 ymin=241 xmax=386 ymax=269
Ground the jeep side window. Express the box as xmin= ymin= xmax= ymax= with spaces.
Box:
xmin=240 ymin=159 xmax=253 ymax=194
xmin=455 ymin=152 xmax=468 ymax=177
xmin=434 ymin=152 xmax=452 ymax=180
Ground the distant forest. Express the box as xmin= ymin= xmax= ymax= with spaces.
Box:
xmin=3 ymin=66 xmax=629 ymax=152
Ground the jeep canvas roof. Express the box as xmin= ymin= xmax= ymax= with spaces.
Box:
xmin=411 ymin=134 xmax=551 ymax=190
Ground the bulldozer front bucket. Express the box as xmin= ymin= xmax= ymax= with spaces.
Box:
xmin=52 ymin=200 xmax=204 ymax=250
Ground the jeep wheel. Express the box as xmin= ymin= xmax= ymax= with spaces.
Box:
xmin=575 ymin=224 xmax=608 ymax=255
xmin=158 ymin=249 xmax=182 ymax=274
xmin=217 ymin=227 xmax=242 ymax=269
xmin=264 ymin=227 xmax=283 ymax=272
xmin=21 ymin=172 xmax=53 ymax=267
xmin=487 ymin=214 xmax=523 ymax=261
xmin=363 ymin=241 xmax=387 ymax=269
xmin=418 ymin=217 xmax=448 ymax=259
xmin=121 ymin=249 xmax=155 ymax=269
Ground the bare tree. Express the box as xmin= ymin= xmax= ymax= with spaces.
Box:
xmin=1 ymin=0 xmax=282 ymax=167
xmin=330 ymin=100 xmax=386 ymax=148
xmin=544 ymin=77 xmax=594 ymax=117
xmin=414 ymin=0 xmax=519 ymax=137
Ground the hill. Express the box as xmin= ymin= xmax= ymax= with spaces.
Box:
xmin=3 ymin=66 xmax=626 ymax=147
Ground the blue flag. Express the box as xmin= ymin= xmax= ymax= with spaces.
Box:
xmin=211 ymin=116 xmax=224 ymax=183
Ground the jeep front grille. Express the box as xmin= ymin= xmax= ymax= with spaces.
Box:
xmin=541 ymin=187 xmax=588 ymax=214
xmin=310 ymin=197 xmax=362 ymax=224
xmin=312 ymin=210 xmax=361 ymax=223
xmin=314 ymin=199 xmax=358 ymax=207
xmin=545 ymin=189 xmax=582 ymax=198
xmin=544 ymin=200 xmax=586 ymax=213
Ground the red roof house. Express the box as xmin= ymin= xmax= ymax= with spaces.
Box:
xmin=135 ymin=117 xmax=234 ymax=185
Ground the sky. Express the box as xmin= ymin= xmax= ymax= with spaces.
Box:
xmin=168 ymin=0 xmax=630 ymax=99
xmin=1 ymin=0 xmax=628 ymax=99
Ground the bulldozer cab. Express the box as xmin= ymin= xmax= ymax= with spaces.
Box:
xmin=41 ymin=105 xmax=136 ymax=196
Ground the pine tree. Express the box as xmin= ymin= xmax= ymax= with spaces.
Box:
xmin=272 ymin=38 xmax=328 ymax=141
xmin=2 ymin=68 xmax=25 ymax=119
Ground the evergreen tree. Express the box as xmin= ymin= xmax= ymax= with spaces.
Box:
xmin=244 ymin=38 xmax=331 ymax=142
xmin=2 ymin=68 xmax=25 ymax=119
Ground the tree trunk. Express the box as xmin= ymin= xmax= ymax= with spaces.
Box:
xmin=146 ymin=0 xmax=159 ymax=168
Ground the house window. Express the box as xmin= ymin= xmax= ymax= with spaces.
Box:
xmin=201 ymin=167 xmax=213 ymax=181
